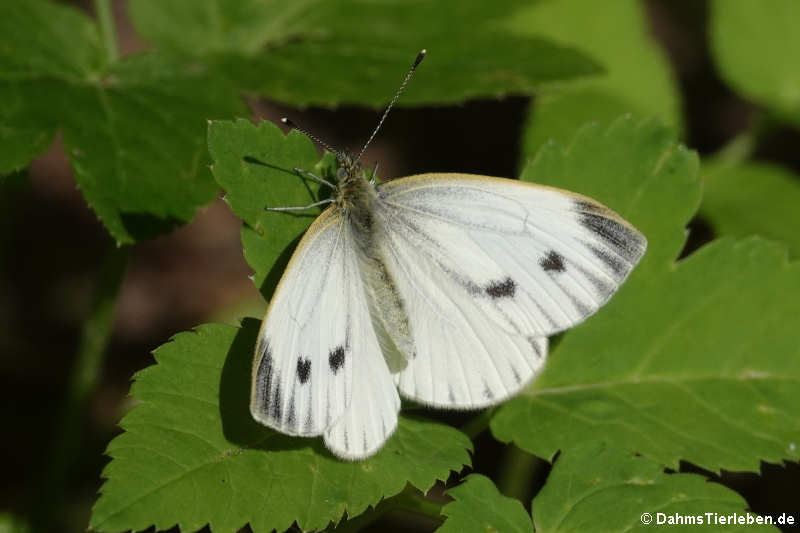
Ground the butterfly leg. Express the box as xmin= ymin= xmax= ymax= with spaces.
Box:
xmin=264 ymin=198 xmax=334 ymax=212
xmin=293 ymin=167 xmax=338 ymax=190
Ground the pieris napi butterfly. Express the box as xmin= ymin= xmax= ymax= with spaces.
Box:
xmin=250 ymin=50 xmax=646 ymax=460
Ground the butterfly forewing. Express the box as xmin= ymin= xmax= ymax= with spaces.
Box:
xmin=377 ymin=173 xmax=647 ymax=338
xmin=252 ymin=210 xmax=356 ymax=436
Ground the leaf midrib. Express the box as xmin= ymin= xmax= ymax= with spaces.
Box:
xmin=532 ymin=374 xmax=799 ymax=396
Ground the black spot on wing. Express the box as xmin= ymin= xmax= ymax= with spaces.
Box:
xmin=272 ymin=381 xmax=283 ymax=424
xmin=296 ymin=357 xmax=311 ymax=384
xmin=511 ymin=366 xmax=522 ymax=384
xmin=385 ymin=204 xmax=508 ymax=303
xmin=485 ymin=277 xmax=516 ymax=299
xmin=587 ymin=243 xmax=628 ymax=279
xmin=256 ymin=336 xmax=270 ymax=360
xmin=329 ymin=345 xmax=345 ymax=373
xmin=286 ymin=395 xmax=296 ymax=429
xmin=540 ymin=250 xmax=566 ymax=273
xmin=527 ymin=336 xmax=544 ymax=359
xmin=578 ymin=212 xmax=642 ymax=262
xmin=576 ymin=264 xmax=614 ymax=299
xmin=448 ymin=385 xmax=456 ymax=403
xmin=483 ymin=381 xmax=494 ymax=400
xmin=530 ymin=299 xmax=558 ymax=329
xmin=565 ymin=290 xmax=591 ymax=316
xmin=579 ymin=212 xmax=625 ymax=247
xmin=463 ymin=279 xmax=483 ymax=297
xmin=572 ymin=199 xmax=606 ymax=214
xmin=305 ymin=409 xmax=313 ymax=433
xmin=255 ymin=338 xmax=274 ymax=413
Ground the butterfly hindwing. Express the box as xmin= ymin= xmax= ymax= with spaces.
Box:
xmin=317 ymin=219 xmax=401 ymax=459
xmin=324 ymin=318 xmax=401 ymax=458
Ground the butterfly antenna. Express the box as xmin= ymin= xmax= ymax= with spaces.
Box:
xmin=354 ymin=49 xmax=426 ymax=165
xmin=281 ymin=117 xmax=343 ymax=159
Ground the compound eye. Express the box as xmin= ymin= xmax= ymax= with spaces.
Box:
xmin=336 ymin=167 xmax=348 ymax=180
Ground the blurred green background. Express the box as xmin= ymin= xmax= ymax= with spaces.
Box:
xmin=1 ymin=0 xmax=799 ymax=532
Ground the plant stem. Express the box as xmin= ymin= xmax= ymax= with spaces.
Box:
xmin=94 ymin=0 xmax=119 ymax=63
xmin=496 ymin=444 xmax=542 ymax=505
xmin=711 ymin=131 xmax=757 ymax=168
xmin=30 ymin=246 xmax=129 ymax=533
xmin=392 ymin=487 xmax=445 ymax=520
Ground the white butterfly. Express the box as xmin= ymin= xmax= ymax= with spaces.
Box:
xmin=249 ymin=50 xmax=646 ymax=460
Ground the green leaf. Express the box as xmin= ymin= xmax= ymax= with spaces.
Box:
xmin=710 ymin=0 xmax=800 ymax=126
xmin=0 ymin=0 xmax=101 ymax=175
xmin=235 ymin=33 xmax=602 ymax=107
xmin=208 ymin=118 xmax=334 ymax=296
xmin=438 ymin=447 xmax=776 ymax=533
xmin=510 ymin=0 xmax=681 ymax=159
xmin=129 ymin=0 xmax=315 ymax=57
xmin=0 ymin=0 xmax=106 ymax=80
xmin=492 ymin=117 xmax=800 ymax=473
xmin=91 ymin=320 xmax=472 ymax=533
xmin=522 ymin=117 xmax=701 ymax=276
xmin=0 ymin=86 xmax=55 ymax=175
xmin=701 ymin=161 xmax=800 ymax=258
xmin=437 ymin=475 xmax=532 ymax=533
xmin=0 ymin=0 xmax=245 ymax=243
xmin=61 ymin=54 xmax=244 ymax=243
xmin=533 ymin=442 xmax=778 ymax=532
xmin=131 ymin=0 xmax=603 ymax=107
xmin=208 ymin=119 xmax=320 ymax=232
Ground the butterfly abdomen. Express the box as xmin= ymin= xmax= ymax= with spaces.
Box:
xmin=341 ymin=176 xmax=415 ymax=372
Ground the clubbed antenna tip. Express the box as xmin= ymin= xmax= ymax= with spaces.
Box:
xmin=414 ymin=49 xmax=426 ymax=68
xmin=281 ymin=117 xmax=340 ymax=157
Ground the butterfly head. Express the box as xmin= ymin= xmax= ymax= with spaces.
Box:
xmin=335 ymin=152 xmax=368 ymax=186
xmin=334 ymin=151 xmax=377 ymax=211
